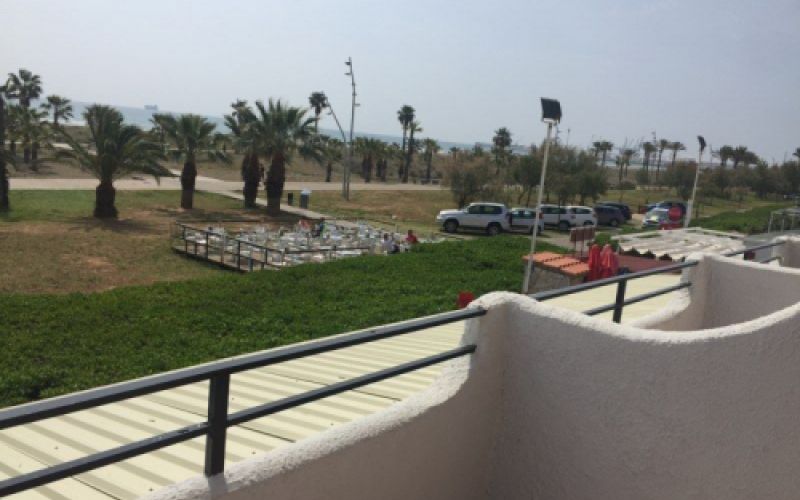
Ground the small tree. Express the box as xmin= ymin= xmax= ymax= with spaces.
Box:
xmin=663 ymin=160 xmax=696 ymax=200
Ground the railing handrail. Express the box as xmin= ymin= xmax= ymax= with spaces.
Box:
xmin=0 ymin=307 xmax=484 ymax=430
xmin=0 ymin=307 xmax=484 ymax=496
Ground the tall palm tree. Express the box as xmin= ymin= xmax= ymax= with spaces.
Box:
xmin=308 ymin=92 xmax=327 ymax=134
xmin=404 ymin=120 xmax=422 ymax=183
xmin=492 ymin=127 xmax=512 ymax=173
xmin=224 ymin=100 xmax=261 ymax=208
xmin=654 ymin=139 xmax=669 ymax=183
xmin=641 ymin=142 xmax=656 ymax=178
xmin=41 ymin=95 xmax=73 ymax=126
xmin=251 ymin=99 xmax=322 ymax=215
xmin=155 ymin=114 xmax=229 ymax=209
xmin=0 ymin=88 xmax=8 ymax=212
xmin=56 ymin=105 xmax=169 ymax=218
xmin=5 ymin=69 xmax=43 ymax=165
xmin=11 ymin=106 xmax=49 ymax=164
xmin=718 ymin=145 xmax=734 ymax=168
xmin=397 ymin=105 xmax=415 ymax=182
xmin=356 ymin=137 xmax=383 ymax=183
xmin=731 ymin=145 xmax=750 ymax=169
xmin=594 ymin=141 xmax=614 ymax=170
xmin=668 ymin=141 xmax=685 ymax=167
xmin=422 ymin=138 xmax=440 ymax=182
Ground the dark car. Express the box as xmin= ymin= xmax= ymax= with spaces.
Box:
xmin=598 ymin=201 xmax=632 ymax=220
xmin=594 ymin=205 xmax=625 ymax=227
xmin=644 ymin=200 xmax=687 ymax=216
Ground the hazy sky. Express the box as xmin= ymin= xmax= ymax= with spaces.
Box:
xmin=3 ymin=0 xmax=798 ymax=160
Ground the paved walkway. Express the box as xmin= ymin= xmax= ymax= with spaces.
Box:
xmin=9 ymin=176 xmax=443 ymax=193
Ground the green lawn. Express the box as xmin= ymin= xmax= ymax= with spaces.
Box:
xmin=0 ymin=190 xmax=243 ymax=222
xmin=0 ymin=236 xmax=563 ymax=408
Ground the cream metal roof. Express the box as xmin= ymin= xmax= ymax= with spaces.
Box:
xmin=612 ymin=227 xmax=745 ymax=260
xmin=1 ymin=277 xmax=681 ymax=499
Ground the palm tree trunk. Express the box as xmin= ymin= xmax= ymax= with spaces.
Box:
xmin=426 ymin=156 xmax=432 ymax=182
xmin=601 ymin=151 xmax=608 ymax=171
xmin=0 ymin=95 xmax=7 ymax=212
xmin=671 ymin=150 xmax=678 ymax=167
xmin=180 ymin=160 xmax=197 ymax=209
xmin=365 ymin=155 xmax=373 ymax=183
xmin=94 ymin=179 xmax=118 ymax=218
xmin=325 ymin=162 xmax=332 ymax=182
xmin=656 ymin=151 xmax=663 ymax=184
xmin=242 ymin=153 xmax=260 ymax=208
xmin=266 ymin=153 xmax=286 ymax=216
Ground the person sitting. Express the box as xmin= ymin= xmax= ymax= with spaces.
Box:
xmin=405 ymin=229 xmax=419 ymax=245
xmin=382 ymin=233 xmax=400 ymax=254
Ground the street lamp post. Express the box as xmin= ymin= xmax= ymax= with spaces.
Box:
xmin=522 ymin=98 xmax=561 ymax=294
xmin=685 ymin=135 xmax=706 ymax=228
xmin=343 ymin=57 xmax=357 ymax=201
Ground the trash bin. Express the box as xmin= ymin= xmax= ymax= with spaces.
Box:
xmin=287 ymin=193 xmax=294 ymax=206
xmin=300 ymin=189 xmax=311 ymax=209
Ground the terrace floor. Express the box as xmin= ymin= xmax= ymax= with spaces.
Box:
xmin=1 ymin=274 xmax=681 ymax=499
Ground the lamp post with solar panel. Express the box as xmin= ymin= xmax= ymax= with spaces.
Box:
xmin=522 ymin=98 xmax=561 ymax=293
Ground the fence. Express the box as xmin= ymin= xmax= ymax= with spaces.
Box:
xmin=531 ymin=240 xmax=786 ymax=323
xmin=0 ymin=308 xmax=485 ymax=496
xmin=172 ymin=222 xmax=375 ymax=272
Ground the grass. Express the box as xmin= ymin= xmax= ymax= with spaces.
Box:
xmin=0 ymin=190 xmax=287 ymax=294
xmin=0 ymin=235 xmax=563 ymax=408
xmin=691 ymin=203 xmax=794 ymax=234
xmin=289 ymin=189 xmax=454 ymax=234
xmin=604 ymin=188 xmax=784 ymax=218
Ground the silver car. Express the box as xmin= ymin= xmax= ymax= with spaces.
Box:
xmin=509 ymin=207 xmax=544 ymax=234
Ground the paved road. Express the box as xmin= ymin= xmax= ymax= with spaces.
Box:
xmin=9 ymin=175 xmax=444 ymax=192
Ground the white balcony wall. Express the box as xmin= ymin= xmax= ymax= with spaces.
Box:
xmin=148 ymin=251 xmax=800 ymax=500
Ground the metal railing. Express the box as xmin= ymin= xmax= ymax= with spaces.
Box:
xmin=0 ymin=307 xmax=485 ymax=496
xmin=172 ymin=222 xmax=374 ymax=272
xmin=532 ymin=240 xmax=787 ymax=323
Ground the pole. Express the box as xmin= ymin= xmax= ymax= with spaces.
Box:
xmin=685 ymin=147 xmax=703 ymax=228
xmin=522 ymin=121 xmax=554 ymax=293
xmin=344 ymin=57 xmax=356 ymax=201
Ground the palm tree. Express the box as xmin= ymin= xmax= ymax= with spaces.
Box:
xmin=422 ymin=138 xmax=440 ymax=182
xmin=668 ymin=141 xmax=685 ymax=167
xmin=405 ymin=120 xmax=422 ymax=182
xmin=5 ymin=69 xmax=43 ymax=164
xmin=308 ymin=92 xmax=327 ymax=134
xmin=41 ymin=95 xmax=73 ymax=126
xmin=594 ymin=141 xmax=614 ymax=170
xmin=654 ymin=139 xmax=669 ymax=183
xmin=224 ymin=100 xmax=261 ymax=208
xmin=156 ymin=114 xmax=229 ymax=209
xmin=251 ymin=99 xmax=322 ymax=215
xmin=718 ymin=145 xmax=734 ymax=168
xmin=56 ymin=105 xmax=169 ymax=218
xmin=0 ymin=88 xmax=8 ymax=212
xmin=731 ymin=145 xmax=750 ymax=169
xmin=356 ymin=137 xmax=382 ymax=183
xmin=492 ymin=127 xmax=512 ymax=173
xmin=12 ymin=106 xmax=49 ymax=164
xmin=793 ymin=148 xmax=800 ymax=161
xmin=320 ymin=136 xmax=343 ymax=182
xmin=397 ymin=105 xmax=415 ymax=182
xmin=641 ymin=142 xmax=656 ymax=178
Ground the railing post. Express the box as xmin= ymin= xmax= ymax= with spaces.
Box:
xmin=612 ymin=279 xmax=627 ymax=323
xmin=182 ymin=226 xmax=187 ymax=253
xmin=236 ymin=241 xmax=241 ymax=269
xmin=205 ymin=230 xmax=209 ymax=260
xmin=204 ymin=374 xmax=230 ymax=477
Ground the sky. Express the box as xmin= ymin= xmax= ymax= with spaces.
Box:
xmin=2 ymin=0 xmax=798 ymax=161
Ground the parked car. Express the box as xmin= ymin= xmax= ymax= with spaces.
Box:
xmin=594 ymin=205 xmax=625 ymax=227
xmin=642 ymin=208 xmax=672 ymax=228
xmin=597 ymin=201 xmax=632 ymax=220
xmin=435 ymin=202 xmax=510 ymax=236
xmin=509 ymin=207 xmax=544 ymax=234
xmin=538 ymin=205 xmax=597 ymax=230
xmin=644 ymin=200 xmax=687 ymax=216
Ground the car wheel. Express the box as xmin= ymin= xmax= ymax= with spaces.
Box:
xmin=486 ymin=223 xmax=501 ymax=236
xmin=558 ymin=221 xmax=570 ymax=231
xmin=610 ymin=219 xmax=619 ymax=227
xmin=444 ymin=220 xmax=459 ymax=233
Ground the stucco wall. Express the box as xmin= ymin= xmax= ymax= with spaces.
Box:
xmin=776 ymin=236 xmax=800 ymax=268
xmin=147 ymin=256 xmax=800 ymax=500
